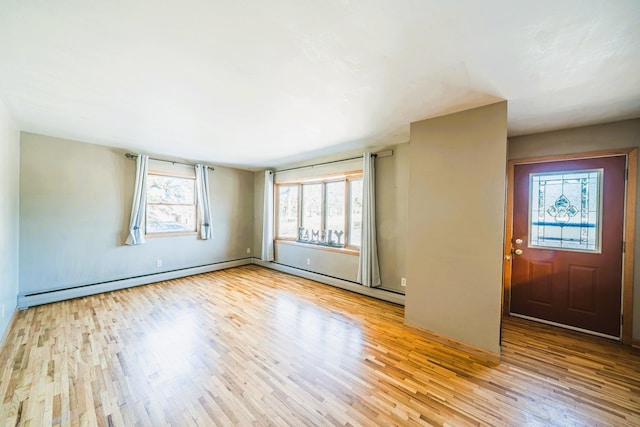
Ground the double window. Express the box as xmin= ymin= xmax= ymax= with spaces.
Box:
xmin=276 ymin=172 xmax=363 ymax=249
xmin=146 ymin=171 xmax=197 ymax=235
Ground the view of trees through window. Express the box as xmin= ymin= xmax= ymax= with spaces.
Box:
xmin=302 ymin=184 xmax=322 ymax=232
xmin=277 ymin=185 xmax=299 ymax=238
xmin=325 ymin=181 xmax=345 ymax=234
xmin=146 ymin=173 xmax=197 ymax=234
xmin=276 ymin=175 xmax=363 ymax=249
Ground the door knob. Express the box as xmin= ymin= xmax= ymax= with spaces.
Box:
xmin=514 ymin=249 xmax=523 ymax=255
xmin=515 ymin=238 xmax=523 ymax=245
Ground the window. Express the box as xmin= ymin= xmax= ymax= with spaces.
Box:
xmin=277 ymin=185 xmax=299 ymax=238
xmin=302 ymin=183 xmax=322 ymax=232
xmin=528 ymin=169 xmax=602 ymax=252
xmin=275 ymin=172 xmax=363 ymax=249
xmin=146 ymin=172 xmax=197 ymax=235
xmin=326 ymin=181 xmax=345 ymax=233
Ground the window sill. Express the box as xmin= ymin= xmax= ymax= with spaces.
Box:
xmin=275 ymin=239 xmax=360 ymax=255
xmin=146 ymin=231 xmax=198 ymax=239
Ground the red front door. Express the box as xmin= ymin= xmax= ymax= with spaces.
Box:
xmin=510 ymin=155 xmax=626 ymax=338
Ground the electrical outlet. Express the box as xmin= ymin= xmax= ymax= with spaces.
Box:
xmin=247 ymin=248 xmax=251 ymax=254
xmin=156 ymin=259 xmax=163 ymax=268
xmin=306 ymin=258 xmax=311 ymax=265
xmin=401 ymin=278 xmax=407 ymax=287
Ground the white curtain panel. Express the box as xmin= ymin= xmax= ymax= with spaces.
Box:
xmin=261 ymin=170 xmax=275 ymax=261
xmin=125 ymin=154 xmax=149 ymax=245
xmin=357 ymin=153 xmax=381 ymax=287
xmin=195 ymin=164 xmax=214 ymax=240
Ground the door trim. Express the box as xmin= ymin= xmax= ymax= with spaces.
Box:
xmin=503 ymin=148 xmax=637 ymax=344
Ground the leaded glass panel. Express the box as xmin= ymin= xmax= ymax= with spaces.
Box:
xmin=528 ymin=169 xmax=602 ymax=252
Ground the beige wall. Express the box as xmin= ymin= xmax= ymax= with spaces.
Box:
xmin=0 ymin=98 xmax=20 ymax=340
xmin=376 ymin=144 xmax=409 ymax=291
xmin=508 ymin=119 xmax=640 ymax=342
xmin=405 ymin=101 xmax=508 ymax=356
xmin=253 ymin=170 xmax=265 ymax=258
xmin=253 ymin=144 xmax=409 ymax=293
xmin=19 ymin=133 xmax=254 ymax=296
xmin=275 ymin=242 xmax=359 ymax=280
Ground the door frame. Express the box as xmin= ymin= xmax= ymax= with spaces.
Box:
xmin=503 ymin=148 xmax=637 ymax=344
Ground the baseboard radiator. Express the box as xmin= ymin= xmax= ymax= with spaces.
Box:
xmin=252 ymin=258 xmax=406 ymax=306
xmin=18 ymin=258 xmax=253 ymax=309
xmin=18 ymin=257 xmax=406 ymax=309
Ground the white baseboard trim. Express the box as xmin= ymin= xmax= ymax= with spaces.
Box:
xmin=252 ymin=258 xmax=405 ymax=306
xmin=18 ymin=258 xmax=253 ymax=309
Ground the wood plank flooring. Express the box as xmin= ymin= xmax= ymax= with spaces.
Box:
xmin=1 ymin=265 xmax=639 ymax=426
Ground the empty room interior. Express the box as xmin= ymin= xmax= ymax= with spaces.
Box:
xmin=1 ymin=1 xmax=640 ymax=425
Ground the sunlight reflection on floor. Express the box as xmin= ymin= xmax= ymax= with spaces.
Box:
xmin=273 ymin=294 xmax=363 ymax=365
xmin=144 ymin=314 xmax=198 ymax=378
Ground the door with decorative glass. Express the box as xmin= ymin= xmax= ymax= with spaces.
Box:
xmin=510 ymin=155 xmax=626 ymax=338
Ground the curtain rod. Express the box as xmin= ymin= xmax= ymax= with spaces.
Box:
xmin=125 ymin=153 xmax=214 ymax=171
xmin=276 ymin=153 xmax=379 ymax=174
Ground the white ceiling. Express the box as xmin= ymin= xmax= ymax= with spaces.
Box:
xmin=0 ymin=1 xmax=639 ymax=168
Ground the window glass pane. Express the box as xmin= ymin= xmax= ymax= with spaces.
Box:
xmin=529 ymin=169 xmax=602 ymax=252
xmin=277 ymin=185 xmax=299 ymax=238
xmin=146 ymin=173 xmax=196 ymax=235
xmin=325 ymin=181 xmax=345 ymax=235
xmin=349 ymin=179 xmax=363 ymax=247
xmin=147 ymin=174 xmax=195 ymax=204
xmin=302 ymin=184 xmax=322 ymax=232
xmin=146 ymin=205 xmax=196 ymax=234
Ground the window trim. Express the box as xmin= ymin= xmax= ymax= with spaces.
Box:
xmin=275 ymin=170 xmax=363 ymax=252
xmin=145 ymin=169 xmax=199 ymax=238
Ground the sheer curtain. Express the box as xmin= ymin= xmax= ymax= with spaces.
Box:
xmin=125 ymin=154 xmax=149 ymax=245
xmin=357 ymin=153 xmax=381 ymax=287
xmin=195 ymin=164 xmax=213 ymax=240
xmin=261 ymin=170 xmax=275 ymax=261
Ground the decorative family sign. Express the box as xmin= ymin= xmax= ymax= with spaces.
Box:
xmin=297 ymin=227 xmax=344 ymax=247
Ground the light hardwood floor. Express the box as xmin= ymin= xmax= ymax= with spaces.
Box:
xmin=1 ymin=265 xmax=639 ymax=426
